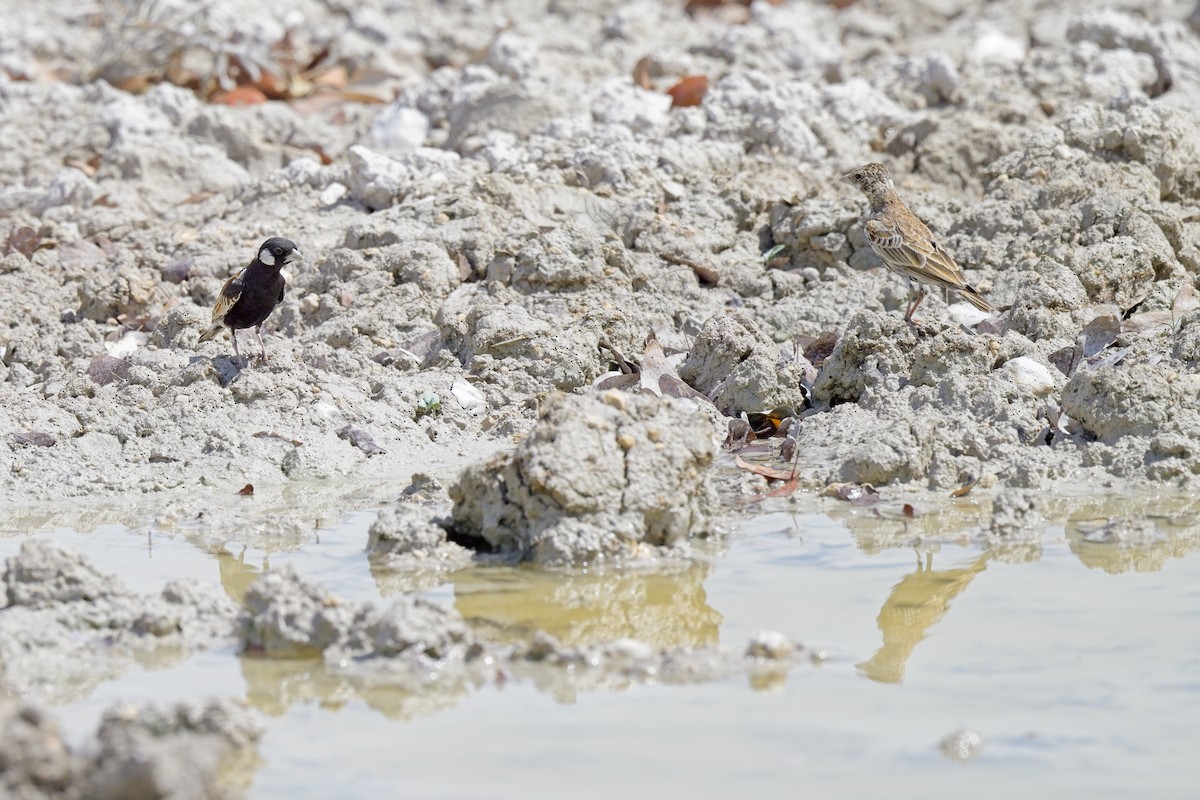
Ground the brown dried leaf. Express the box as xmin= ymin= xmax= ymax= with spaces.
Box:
xmin=337 ymin=424 xmax=386 ymax=456
xmin=632 ymin=56 xmax=654 ymax=90
xmin=902 ymin=503 xmax=915 ymax=518
xmin=735 ymin=455 xmax=795 ymax=481
xmin=252 ymin=431 xmax=303 ymax=446
xmin=214 ymin=86 xmax=268 ymax=106
xmin=180 ymin=191 xmax=218 ymax=206
xmin=238 ymin=483 xmax=255 ymax=496
xmin=5 ymin=227 xmax=39 ymax=257
xmin=1080 ymin=314 xmax=1120 ymax=358
xmin=312 ymin=65 xmax=349 ymax=89
xmin=87 ymin=355 xmax=129 ymax=386
xmin=12 ymin=431 xmax=55 ymax=448
xmin=950 ymin=480 xmax=977 ymax=498
xmin=253 ymin=68 xmax=288 ymax=99
xmin=803 ymin=331 xmax=839 ymax=365
xmin=1173 ymin=283 xmax=1200 ymax=314
xmin=335 ymin=90 xmax=390 ymax=105
xmin=660 ymin=252 xmax=719 ymax=285
xmin=666 ymin=75 xmax=708 ymax=108
xmin=725 ymin=418 xmax=753 ymax=451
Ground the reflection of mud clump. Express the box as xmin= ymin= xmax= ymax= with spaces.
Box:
xmin=452 ymin=562 xmax=721 ymax=649
xmin=241 ymin=567 xmax=480 ymax=676
xmin=0 ymin=697 xmax=261 ymax=800
xmin=0 ymin=542 xmax=237 ymax=704
xmin=1067 ymin=515 xmax=1200 ymax=574
xmin=981 ymin=489 xmax=1043 ymax=562
xmin=450 ymin=391 xmax=718 ymax=565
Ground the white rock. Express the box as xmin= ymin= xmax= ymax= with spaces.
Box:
xmin=970 ymin=30 xmax=1027 ymax=63
xmin=608 ymin=638 xmax=654 ymax=660
xmin=948 ymin=301 xmax=994 ymax=327
xmin=319 ymin=182 xmax=348 ymax=207
xmin=300 ymin=293 xmax=321 ymax=314
xmin=451 ymin=379 xmax=486 ymax=414
xmin=347 ymin=146 xmax=410 ymax=211
xmin=365 ymin=104 xmax=429 ymax=154
xmin=746 ymin=630 xmax=795 ymax=659
xmin=1002 ymin=356 xmax=1056 ymax=396
xmin=104 ymin=331 xmax=149 ymax=358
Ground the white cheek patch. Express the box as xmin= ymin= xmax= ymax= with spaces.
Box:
xmin=258 ymin=248 xmax=275 ymax=266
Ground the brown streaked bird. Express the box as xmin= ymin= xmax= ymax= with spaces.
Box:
xmin=842 ymin=163 xmax=994 ymax=325
xmin=198 ymin=237 xmax=301 ymax=362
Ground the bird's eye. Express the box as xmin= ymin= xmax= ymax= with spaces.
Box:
xmin=273 ymin=247 xmax=283 ymax=255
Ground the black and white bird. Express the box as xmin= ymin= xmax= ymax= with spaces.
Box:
xmin=198 ymin=237 xmax=301 ymax=362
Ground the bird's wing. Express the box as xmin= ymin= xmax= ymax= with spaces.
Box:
xmin=211 ymin=270 xmax=244 ymax=322
xmin=902 ymin=234 xmax=971 ymax=291
xmin=867 ymin=211 xmax=970 ymax=291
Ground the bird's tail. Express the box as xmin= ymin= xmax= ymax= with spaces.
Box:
xmin=958 ymin=285 xmax=995 ymax=315
xmin=197 ymin=323 xmax=224 ymax=343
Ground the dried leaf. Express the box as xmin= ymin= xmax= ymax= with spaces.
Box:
xmin=598 ymin=339 xmax=639 ymax=374
xmin=660 ymin=252 xmax=719 ymax=285
xmin=902 ymin=503 xmax=915 ymax=518
xmin=1089 ymin=345 xmax=1134 ymax=370
xmin=214 ymin=86 xmax=268 ymax=106
xmin=802 ymin=331 xmax=839 ymax=365
xmin=1048 ymin=344 xmax=1080 ymax=377
xmin=87 ymin=354 xmax=130 ymax=386
xmin=161 ymin=255 xmax=192 ymax=284
xmin=335 ymin=90 xmax=390 ymax=105
xmin=337 ymin=424 xmax=386 ymax=456
xmin=1173 ymin=283 xmax=1200 ymax=314
xmin=111 ymin=75 xmax=151 ymax=94
xmin=238 ymin=483 xmax=255 ymax=496
xmin=180 ymin=191 xmax=218 ymax=206
xmin=950 ymin=480 xmax=977 ymax=498
xmin=666 ymin=75 xmax=708 ymax=108
xmin=593 ymin=372 xmax=639 ymax=391
xmin=632 ymin=56 xmax=654 ymax=90
xmin=5 ymin=227 xmax=39 ymax=257
xmin=65 ymin=154 xmax=99 ymax=177
xmin=311 ymin=65 xmax=348 ymax=89
xmin=252 ymin=431 xmax=303 ymax=446
xmin=735 ymin=455 xmax=795 ymax=481
xmin=762 ymin=243 xmax=787 ymax=263
xmin=725 ymin=418 xmax=753 ymax=450
xmin=976 ymin=308 xmax=1013 ymax=336
xmin=12 ymin=431 xmax=55 ymax=448
xmin=639 ymin=334 xmax=708 ymax=401
xmin=1079 ymin=314 xmax=1120 ymax=358
xmin=253 ymin=68 xmax=288 ymax=99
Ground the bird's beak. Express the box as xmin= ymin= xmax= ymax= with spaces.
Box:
xmin=839 ymin=173 xmax=853 ymax=185
xmin=285 ymin=249 xmax=304 ymax=264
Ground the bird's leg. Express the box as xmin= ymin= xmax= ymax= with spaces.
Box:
xmin=230 ymin=329 xmax=242 ymax=363
xmin=903 ymin=288 xmax=928 ymax=327
xmin=255 ymin=324 xmax=268 ymax=363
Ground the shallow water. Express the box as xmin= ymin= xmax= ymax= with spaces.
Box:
xmin=3 ymin=500 xmax=1200 ymax=799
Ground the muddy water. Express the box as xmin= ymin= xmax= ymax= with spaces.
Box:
xmin=2 ymin=499 xmax=1200 ymax=799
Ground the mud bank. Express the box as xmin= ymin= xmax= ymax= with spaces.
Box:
xmin=0 ymin=0 xmax=1198 ymax=530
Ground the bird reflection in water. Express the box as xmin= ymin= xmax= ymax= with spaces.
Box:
xmin=217 ymin=546 xmax=269 ymax=604
xmin=857 ymin=552 xmax=990 ymax=684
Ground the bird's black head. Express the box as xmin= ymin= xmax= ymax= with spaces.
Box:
xmin=256 ymin=237 xmax=302 ymax=269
